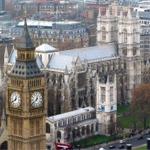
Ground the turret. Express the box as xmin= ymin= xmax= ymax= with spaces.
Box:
xmin=64 ymin=65 xmax=69 ymax=84
xmin=127 ymin=7 xmax=132 ymax=19
xmin=1 ymin=109 xmax=6 ymax=129
xmin=4 ymin=45 xmax=9 ymax=66
xmin=96 ymin=74 xmax=117 ymax=134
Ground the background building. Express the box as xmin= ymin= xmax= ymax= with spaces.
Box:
xmin=0 ymin=0 xmax=5 ymax=11
xmin=9 ymin=20 xmax=89 ymax=50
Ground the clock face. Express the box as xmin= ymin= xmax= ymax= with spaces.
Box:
xmin=31 ymin=92 xmax=43 ymax=108
xmin=10 ymin=92 xmax=21 ymax=108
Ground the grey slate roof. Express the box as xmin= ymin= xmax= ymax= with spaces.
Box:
xmin=49 ymin=107 xmax=95 ymax=121
xmin=47 ymin=55 xmax=76 ymax=71
xmin=9 ymin=61 xmax=43 ymax=78
xmin=47 ymin=44 xmax=117 ymax=71
xmin=60 ymin=44 xmax=117 ymax=61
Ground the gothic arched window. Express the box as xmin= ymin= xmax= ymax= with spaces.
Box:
xmin=123 ymin=29 xmax=127 ymax=43
xmin=57 ymin=131 xmax=61 ymax=139
xmin=96 ymin=123 xmax=99 ymax=131
xmin=101 ymin=27 xmax=106 ymax=41
xmin=46 ymin=123 xmax=50 ymax=133
xmin=111 ymin=27 xmax=114 ymax=41
xmin=82 ymin=126 xmax=85 ymax=135
xmin=110 ymin=114 xmax=114 ymax=122
xmin=133 ymin=29 xmax=136 ymax=43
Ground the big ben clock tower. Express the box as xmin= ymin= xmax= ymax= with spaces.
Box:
xmin=6 ymin=11 xmax=47 ymax=150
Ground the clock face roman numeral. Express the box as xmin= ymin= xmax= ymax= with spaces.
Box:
xmin=31 ymin=92 xmax=43 ymax=108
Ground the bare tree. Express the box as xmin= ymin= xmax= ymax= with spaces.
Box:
xmin=131 ymin=84 xmax=150 ymax=129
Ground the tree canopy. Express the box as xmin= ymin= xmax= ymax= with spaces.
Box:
xmin=131 ymin=83 xmax=150 ymax=129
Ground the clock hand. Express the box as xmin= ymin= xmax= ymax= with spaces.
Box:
xmin=12 ymin=96 xmax=17 ymax=103
xmin=32 ymin=97 xmax=38 ymax=105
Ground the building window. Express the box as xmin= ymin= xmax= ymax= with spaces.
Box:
xmin=123 ymin=29 xmax=127 ymax=43
xmin=36 ymin=120 xmax=40 ymax=134
xmin=101 ymin=27 xmax=106 ymax=41
xmin=101 ymin=87 xmax=106 ymax=102
xmin=133 ymin=29 xmax=136 ymax=43
xmin=31 ymin=120 xmax=34 ymax=136
xmin=73 ymin=117 xmax=76 ymax=123
xmin=110 ymin=106 xmax=114 ymax=111
xmin=63 ymin=120 xmax=67 ymax=126
xmin=13 ymin=120 xmax=17 ymax=135
xmin=82 ymin=126 xmax=85 ymax=135
xmin=101 ymin=105 xmax=105 ymax=111
xmin=91 ymin=124 xmax=94 ymax=133
xmin=110 ymin=87 xmax=113 ymax=101
xmin=86 ymin=125 xmax=90 ymax=134
xmin=96 ymin=123 xmax=99 ymax=131
xmin=58 ymin=121 xmax=62 ymax=127
xmin=19 ymin=121 xmax=22 ymax=136
xmin=46 ymin=123 xmax=50 ymax=133
xmin=111 ymin=27 xmax=114 ymax=41
xmin=78 ymin=116 xmax=80 ymax=121
xmin=57 ymin=131 xmax=61 ymax=139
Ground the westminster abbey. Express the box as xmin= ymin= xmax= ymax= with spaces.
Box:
xmin=2 ymin=3 xmax=150 ymax=118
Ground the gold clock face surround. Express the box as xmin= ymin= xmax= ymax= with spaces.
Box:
xmin=10 ymin=92 xmax=21 ymax=108
xmin=31 ymin=91 xmax=43 ymax=108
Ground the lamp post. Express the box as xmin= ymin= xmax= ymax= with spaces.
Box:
xmin=77 ymin=144 xmax=80 ymax=150
xmin=147 ymin=138 xmax=150 ymax=150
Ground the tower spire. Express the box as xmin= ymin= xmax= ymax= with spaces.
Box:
xmin=98 ymin=7 xmax=101 ymax=17
xmin=10 ymin=7 xmax=42 ymax=78
xmin=16 ymin=8 xmax=34 ymax=50
xmin=4 ymin=44 xmax=9 ymax=65
xmin=4 ymin=44 xmax=8 ymax=58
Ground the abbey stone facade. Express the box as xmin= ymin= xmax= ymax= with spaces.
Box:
xmin=45 ymin=5 xmax=141 ymax=116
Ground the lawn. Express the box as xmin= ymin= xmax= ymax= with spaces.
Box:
xmin=117 ymin=115 xmax=134 ymax=128
xmin=117 ymin=104 xmax=150 ymax=129
xmin=117 ymin=104 xmax=129 ymax=115
xmin=134 ymin=145 xmax=147 ymax=150
xmin=73 ymin=134 xmax=123 ymax=148
xmin=117 ymin=112 xmax=150 ymax=129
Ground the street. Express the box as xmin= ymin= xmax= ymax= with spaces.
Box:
xmin=79 ymin=133 xmax=150 ymax=150
xmin=98 ymin=134 xmax=150 ymax=150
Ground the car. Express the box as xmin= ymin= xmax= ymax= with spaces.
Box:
xmin=129 ymin=132 xmax=136 ymax=137
xmin=119 ymin=140 xmax=126 ymax=144
xmin=137 ymin=136 xmax=143 ymax=140
xmin=118 ymin=144 xmax=125 ymax=149
xmin=109 ymin=145 xmax=116 ymax=149
xmin=144 ymin=130 xmax=150 ymax=135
